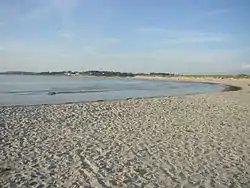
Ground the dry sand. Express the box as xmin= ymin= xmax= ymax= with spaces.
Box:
xmin=0 ymin=78 xmax=250 ymax=188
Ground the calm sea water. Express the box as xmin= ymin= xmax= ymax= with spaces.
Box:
xmin=0 ymin=75 xmax=222 ymax=106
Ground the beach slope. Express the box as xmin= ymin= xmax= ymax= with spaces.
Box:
xmin=0 ymin=78 xmax=250 ymax=187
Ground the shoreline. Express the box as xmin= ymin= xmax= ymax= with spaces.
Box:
xmin=0 ymin=77 xmax=245 ymax=108
xmin=1 ymin=78 xmax=250 ymax=187
xmin=135 ymin=76 xmax=248 ymax=93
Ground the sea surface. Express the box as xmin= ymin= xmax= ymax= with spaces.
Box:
xmin=0 ymin=75 xmax=222 ymax=106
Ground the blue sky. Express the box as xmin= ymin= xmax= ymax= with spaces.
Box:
xmin=0 ymin=0 xmax=250 ymax=74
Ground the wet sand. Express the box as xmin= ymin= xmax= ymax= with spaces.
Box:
xmin=0 ymin=78 xmax=250 ymax=187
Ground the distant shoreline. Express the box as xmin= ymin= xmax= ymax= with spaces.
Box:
xmin=74 ymin=75 xmax=243 ymax=93
xmin=1 ymin=70 xmax=250 ymax=79
xmin=133 ymin=76 xmax=244 ymax=92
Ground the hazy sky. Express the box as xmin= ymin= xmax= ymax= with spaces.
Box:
xmin=0 ymin=0 xmax=250 ymax=73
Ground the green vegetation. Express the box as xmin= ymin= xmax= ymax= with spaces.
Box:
xmin=79 ymin=71 xmax=134 ymax=77
xmin=0 ymin=71 xmax=249 ymax=79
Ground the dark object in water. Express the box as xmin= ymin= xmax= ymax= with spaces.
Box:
xmin=223 ymin=85 xmax=242 ymax=92
xmin=126 ymin=97 xmax=133 ymax=100
xmin=48 ymin=91 xmax=56 ymax=95
xmin=95 ymin=100 xmax=104 ymax=102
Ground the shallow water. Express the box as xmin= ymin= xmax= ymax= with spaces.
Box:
xmin=0 ymin=75 xmax=222 ymax=106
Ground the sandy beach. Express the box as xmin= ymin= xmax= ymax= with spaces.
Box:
xmin=1 ymin=78 xmax=250 ymax=187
